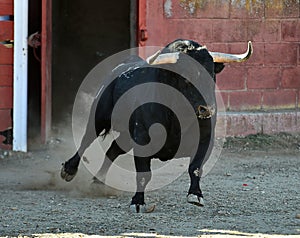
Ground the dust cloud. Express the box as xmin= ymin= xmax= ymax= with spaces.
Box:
xmin=0 ymin=118 xmax=122 ymax=198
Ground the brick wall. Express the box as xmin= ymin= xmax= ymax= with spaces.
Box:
xmin=0 ymin=0 xmax=13 ymax=149
xmin=146 ymin=0 xmax=300 ymax=111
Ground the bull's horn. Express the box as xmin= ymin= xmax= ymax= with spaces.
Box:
xmin=146 ymin=50 xmax=161 ymax=64
xmin=209 ymin=41 xmax=253 ymax=63
xmin=147 ymin=51 xmax=180 ymax=65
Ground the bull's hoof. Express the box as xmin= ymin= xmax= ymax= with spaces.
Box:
xmin=89 ymin=177 xmax=107 ymax=196
xmin=129 ymin=204 xmax=156 ymax=213
xmin=60 ymin=163 xmax=77 ymax=182
xmin=187 ymin=194 xmax=204 ymax=206
xmin=89 ymin=177 xmax=122 ymax=197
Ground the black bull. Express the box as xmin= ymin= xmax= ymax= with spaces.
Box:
xmin=61 ymin=39 xmax=252 ymax=212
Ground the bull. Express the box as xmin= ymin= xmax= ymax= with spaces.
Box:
xmin=61 ymin=39 xmax=253 ymax=212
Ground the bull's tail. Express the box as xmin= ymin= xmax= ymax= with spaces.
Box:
xmin=94 ymin=81 xmax=115 ymax=139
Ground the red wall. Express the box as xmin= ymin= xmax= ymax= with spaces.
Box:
xmin=145 ymin=0 xmax=300 ymax=111
xmin=0 ymin=0 xmax=13 ymax=149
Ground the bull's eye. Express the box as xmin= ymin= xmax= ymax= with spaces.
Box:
xmin=199 ymin=106 xmax=207 ymax=113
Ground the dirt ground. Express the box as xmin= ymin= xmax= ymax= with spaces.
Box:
xmin=0 ymin=132 xmax=300 ymax=238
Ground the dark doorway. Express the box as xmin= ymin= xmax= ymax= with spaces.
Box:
xmin=52 ymin=0 xmax=132 ymax=125
xmin=28 ymin=0 xmax=41 ymax=140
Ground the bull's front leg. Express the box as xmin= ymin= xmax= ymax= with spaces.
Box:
xmin=130 ymin=156 xmax=155 ymax=213
xmin=187 ymin=133 xmax=214 ymax=207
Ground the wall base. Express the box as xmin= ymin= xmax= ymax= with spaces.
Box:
xmin=217 ymin=111 xmax=300 ymax=137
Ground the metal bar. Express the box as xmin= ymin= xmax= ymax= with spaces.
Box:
xmin=13 ymin=0 xmax=28 ymax=152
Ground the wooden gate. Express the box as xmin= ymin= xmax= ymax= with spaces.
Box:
xmin=41 ymin=0 xmax=52 ymax=143
xmin=0 ymin=0 xmax=13 ymax=150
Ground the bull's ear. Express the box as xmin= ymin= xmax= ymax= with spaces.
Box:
xmin=214 ymin=63 xmax=225 ymax=74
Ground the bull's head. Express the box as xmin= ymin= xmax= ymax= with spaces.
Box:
xmin=146 ymin=39 xmax=253 ymax=119
xmin=147 ymin=39 xmax=253 ymax=67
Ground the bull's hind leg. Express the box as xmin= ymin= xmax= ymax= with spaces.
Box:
xmin=92 ymin=138 xmax=127 ymax=184
xmin=61 ymin=152 xmax=81 ymax=182
xmin=61 ymin=127 xmax=99 ymax=182
xmin=61 ymin=106 xmax=103 ymax=182
xmin=130 ymin=156 xmax=155 ymax=213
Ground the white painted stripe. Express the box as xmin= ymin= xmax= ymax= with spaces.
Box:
xmin=13 ymin=1 xmax=28 ymax=152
